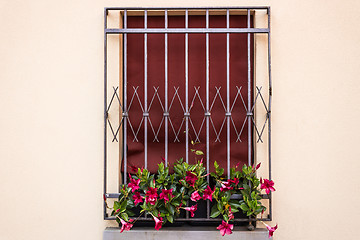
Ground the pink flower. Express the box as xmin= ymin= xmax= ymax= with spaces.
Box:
xmin=255 ymin=162 xmax=261 ymax=170
xmin=119 ymin=218 xmax=133 ymax=233
xmin=185 ymin=171 xmax=198 ymax=187
xmin=229 ymin=178 xmax=239 ymax=186
xmin=184 ymin=204 xmax=197 ymax=217
xmin=132 ymin=191 xmax=143 ymax=205
xmin=159 ymin=189 xmax=174 ymax=203
xmin=190 ymin=191 xmax=201 ymax=201
xmin=153 ymin=216 xmax=163 ymax=231
xmin=260 ymin=178 xmax=275 ymax=194
xmin=217 ymin=220 xmax=233 ymax=236
xmin=228 ymin=207 xmax=234 ymax=221
xmin=202 ymin=186 xmax=215 ymax=201
xmin=264 ymin=223 xmax=278 ymax=238
xmin=220 ymin=181 xmax=233 ymax=192
xmin=129 ymin=164 xmax=139 ymax=173
xmin=128 ymin=174 xmax=140 ymax=192
xmin=176 ymin=202 xmax=183 ymax=211
xmin=261 ymin=208 xmax=266 ymax=218
xmin=145 ymin=187 xmax=158 ymax=205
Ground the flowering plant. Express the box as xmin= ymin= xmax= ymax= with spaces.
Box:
xmin=105 ymin=152 xmax=277 ymax=237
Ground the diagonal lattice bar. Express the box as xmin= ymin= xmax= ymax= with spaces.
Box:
xmin=106 ymin=86 xmax=124 ymax=143
xmin=188 ymin=87 xmax=206 ymax=143
xmin=168 ymin=86 xmax=185 ymax=142
xmin=148 ymin=87 xmax=165 ymax=142
xmin=254 ymin=86 xmax=270 ymax=143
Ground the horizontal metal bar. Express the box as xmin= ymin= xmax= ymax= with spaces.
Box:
xmin=106 ymin=28 xmax=269 ymax=34
xmin=105 ymin=193 xmax=270 ymax=199
xmin=105 ymin=6 xmax=270 ymax=11
xmin=105 ymin=216 xmax=271 ymax=222
xmin=105 ymin=193 xmax=121 ymax=198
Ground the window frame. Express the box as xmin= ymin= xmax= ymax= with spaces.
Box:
xmin=103 ymin=6 xmax=272 ymax=223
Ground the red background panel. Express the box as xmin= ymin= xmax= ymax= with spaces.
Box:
xmin=125 ymin=15 xmax=253 ymax=174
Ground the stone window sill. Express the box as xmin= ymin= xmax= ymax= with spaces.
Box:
xmin=103 ymin=226 xmax=271 ymax=240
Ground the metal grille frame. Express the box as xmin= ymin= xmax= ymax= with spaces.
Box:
xmin=103 ymin=6 xmax=272 ymax=223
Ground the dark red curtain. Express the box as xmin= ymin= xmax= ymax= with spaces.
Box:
xmin=125 ymin=15 xmax=253 ymax=174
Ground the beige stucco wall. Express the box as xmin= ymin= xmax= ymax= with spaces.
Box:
xmin=1 ymin=0 xmax=360 ymax=239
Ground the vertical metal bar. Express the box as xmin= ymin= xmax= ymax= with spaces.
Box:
xmin=247 ymin=9 xmax=252 ymax=167
xmin=144 ymin=10 xmax=148 ymax=169
xmin=185 ymin=9 xmax=189 ymax=220
xmin=103 ymin=8 xmax=108 ymax=219
xmin=164 ymin=10 xmax=168 ymax=167
xmin=267 ymin=7 xmax=272 ymax=183
xmin=226 ymin=9 xmax=230 ymax=179
xmin=267 ymin=7 xmax=272 ymax=221
xmin=185 ymin=9 xmax=189 ymax=163
xmin=205 ymin=9 xmax=210 ymax=219
xmin=123 ymin=10 xmax=128 ymax=185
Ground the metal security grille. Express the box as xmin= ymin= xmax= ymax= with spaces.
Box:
xmin=104 ymin=7 xmax=272 ymax=223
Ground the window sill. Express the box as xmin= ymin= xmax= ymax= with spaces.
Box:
xmin=103 ymin=226 xmax=271 ymax=240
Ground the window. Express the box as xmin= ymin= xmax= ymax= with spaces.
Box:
xmin=104 ymin=7 xmax=272 ymax=223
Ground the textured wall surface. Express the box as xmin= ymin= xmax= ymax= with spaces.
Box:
xmin=1 ymin=0 xmax=360 ymax=240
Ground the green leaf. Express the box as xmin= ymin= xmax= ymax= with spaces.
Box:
xmin=195 ymin=150 xmax=204 ymax=155
xmin=167 ymin=204 xmax=175 ymax=215
xmin=242 ymin=164 xmax=249 ymax=175
xmin=159 ymin=207 xmax=167 ymax=214
xmin=149 ymin=176 xmax=155 ymax=188
xmin=217 ymin=201 xmax=224 ymax=212
xmin=119 ymin=200 xmax=127 ymax=213
xmin=251 ymin=200 xmax=258 ymax=209
xmin=246 ymin=211 xmax=254 ymax=216
xmin=167 ymin=215 xmax=174 ymax=223
xmin=127 ymin=199 xmax=135 ymax=208
xmin=125 ymin=210 xmax=136 ymax=217
xmin=152 ymin=209 xmax=160 ymax=217
xmin=240 ymin=203 xmax=249 ymax=212
xmin=210 ymin=172 xmax=218 ymax=178
xmin=210 ymin=209 xmax=221 ymax=218
xmin=228 ymin=200 xmax=242 ymax=209
xmin=174 ymin=166 xmax=182 ymax=175
xmin=214 ymin=161 xmax=219 ymax=169
xmin=230 ymin=168 xmax=236 ymax=179
xmin=243 ymin=184 xmax=250 ymax=191
xmin=113 ymin=201 xmax=120 ymax=211
xmin=231 ymin=208 xmax=239 ymax=213
xmin=121 ymin=212 xmax=129 ymax=222
xmin=251 ymin=191 xmax=257 ymax=200
xmin=224 ymin=191 xmax=231 ymax=201
xmin=216 ymin=168 xmax=224 ymax=176
xmin=158 ymin=162 xmax=165 ymax=174
xmin=172 ymin=199 xmax=181 ymax=206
